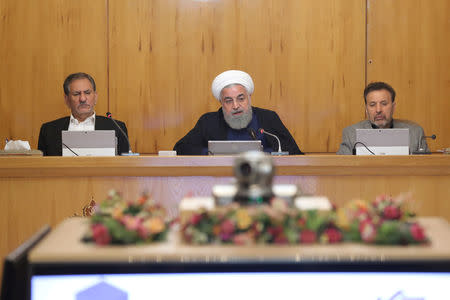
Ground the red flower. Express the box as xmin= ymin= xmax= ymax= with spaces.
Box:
xmin=297 ymin=218 xmax=306 ymax=227
xmin=266 ymin=226 xmax=288 ymax=244
xmin=274 ymin=232 xmax=288 ymax=244
xmin=383 ymin=205 xmax=401 ymax=220
xmin=300 ymin=229 xmax=316 ymax=243
xmin=323 ymin=228 xmax=342 ymax=243
xmin=359 ymin=220 xmax=377 ymax=243
xmin=331 ymin=203 xmax=337 ymax=211
xmin=267 ymin=226 xmax=283 ymax=237
xmin=92 ymin=224 xmax=111 ymax=245
xmin=410 ymin=223 xmax=426 ymax=242
xmin=190 ymin=213 xmax=203 ymax=225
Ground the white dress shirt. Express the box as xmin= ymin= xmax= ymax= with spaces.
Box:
xmin=68 ymin=113 xmax=96 ymax=131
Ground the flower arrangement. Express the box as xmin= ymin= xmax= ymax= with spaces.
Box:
xmin=84 ymin=191 xmax=428 ymax=246
xmin=337 ymin=194 xmax=428 ymax=245
xmin=181 ymin=194 xmax=428 ymax=246
xmin=83 ymin=190 xmax=170 ymax=245
xmin=181 ymin=198 xmax=342 ymax=245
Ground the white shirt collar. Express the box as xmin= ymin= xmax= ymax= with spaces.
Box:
xmin=68 ymin=113 xmax=96 ymax=131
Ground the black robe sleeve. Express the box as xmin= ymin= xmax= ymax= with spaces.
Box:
xmin=173 ymin=114 xmax=210 ymax=155
xmin=256 ymin=108 xmax=303 ymax=155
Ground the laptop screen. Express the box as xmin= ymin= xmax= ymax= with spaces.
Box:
xmin=355 ymin=128 xmax=409 ymax=155
xmin=208 ymin=140 xmax=262 ymax=155
xmin=61 ymin=130 xmax=117 ymax=156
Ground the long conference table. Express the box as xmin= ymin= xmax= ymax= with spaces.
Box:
xmin=1 ymin=154 xmax=449 ymax=274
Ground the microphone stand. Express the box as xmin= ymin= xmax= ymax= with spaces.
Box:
xmin=259 ymin=129 xmax=289 ymax=156
xmin=106 ymin=112 xmax=139 ymax=156
xmin=412 ymin=134 xmax=436 ymax=155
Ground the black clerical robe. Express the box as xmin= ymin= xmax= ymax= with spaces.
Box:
xmin=173 ymin=107 xmax=302 ymax=155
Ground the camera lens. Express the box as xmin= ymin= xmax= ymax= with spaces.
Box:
xmin=239 ymin=162 xmax=252 ymax=177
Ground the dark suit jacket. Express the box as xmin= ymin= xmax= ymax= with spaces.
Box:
xmin=38 ymin=115 xmax=129 ymax=156
xmin=173 ymin=106 xmax=303 ymax=155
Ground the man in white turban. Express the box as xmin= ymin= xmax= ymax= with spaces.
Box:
xmin=174 ymin=70 xmax=302 ymax=155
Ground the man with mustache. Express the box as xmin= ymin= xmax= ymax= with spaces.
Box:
xmin=38 ymin=72 xmax=129 ymax=156
xmin=337 ymin=81 xmax=429 ymax=154
xmin=174 ymin=70 xmax=302 ymax=155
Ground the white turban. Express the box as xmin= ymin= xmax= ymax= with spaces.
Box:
xmin=211 ymin=70 xmax=254 ymax=101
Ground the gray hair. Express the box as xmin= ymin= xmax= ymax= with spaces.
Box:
xmin=63 ymin=72 xmax=96 ymax=95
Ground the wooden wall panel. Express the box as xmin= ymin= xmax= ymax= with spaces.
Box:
xmin=1 ymin=0 xmax=447 ymax=153
xmin=0 ymin=0 xmax=108 ymax=149
xmin=109 ymin=0 xmax=366 ymax=153
xmin=367 ymin=0 xmax=450 ymax=151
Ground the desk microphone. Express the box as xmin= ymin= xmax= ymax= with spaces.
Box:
xmin=259 ymin=128 xmax=289 ymax=155
xmin=413 ymin=134 xmax=436 ymax=155
xmin=247 ymin=128 xmax=257 ymax=140
xmin=106 ymin=112 xmax=139 ymax=156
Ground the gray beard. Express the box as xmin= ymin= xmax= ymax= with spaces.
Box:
xmin=223 ymin=106 xmax=253 ymax=130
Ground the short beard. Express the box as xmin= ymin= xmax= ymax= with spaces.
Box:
xmin=369 ymin=116 xmax=393 ymax=129
xmin=223 ymin=106 xmax=253 ymax=130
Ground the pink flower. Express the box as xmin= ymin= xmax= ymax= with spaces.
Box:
xmin=410 ymin=223 xmax=426 ymax=242
xmin=221 ymin=219 xmax=235 ymax=234
xmin=322 ymin=228 xmax=342 ymax=243
xmin=121 ymin=215 xmax=142 ymax=231
xmin=359 ymin=220 xmax=377 ymax=243
xmin=233 ymin=233 xmax=253 ymax=245
xmin=374 ymin=194 xmax=389 ymax=207
xmin=92 ymin=224 xmax=111 ymax=245
xmin=355 ymin=209 xmax=370 ymax=222
xmin=383 ymin=205 xmax=401 ymax=220
xmin=300 ymin=229 xmax=316 ymax=243
xmin=137 ymin=224 xmax=149 ymax=239
xmin=220 ymin=219 xmax=235 ymax=241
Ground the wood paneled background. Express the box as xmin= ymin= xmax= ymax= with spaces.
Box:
xmin=0 ymin=0 xmax=448 ymax=153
